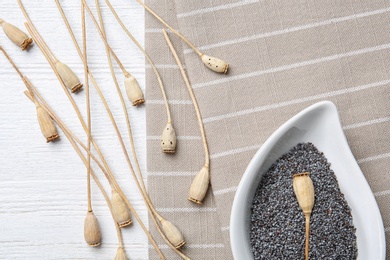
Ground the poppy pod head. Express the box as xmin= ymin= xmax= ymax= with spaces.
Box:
xmin=54 ymin=61 xmax=83 ymax=93
xmin=124 ymin=75 xmax=144 ymax=106
xmin=201 ymin=54 xmax=229 ymax=74
xmin=188 ymin=165 xmax=210 ymax=204
xmin=161 ymin=122 xmax=177 ymax=153
xmin=84 ymin=211 xmax=102 ymax=247
xmin=160 ymin=219 xmax=185 ymax=249
xmin=293 ymin=172 xmax=315 ymax=215
xmin=1 ymin=19 xmax=33 ymax=50
xmin=111 ymin=189 xmax=132 ymax=228
xmin=36 ymin=105 xmax=59 ymax=142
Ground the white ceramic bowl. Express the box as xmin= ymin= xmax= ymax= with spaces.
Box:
xmin=230 ymin=101 xmax=385 ymax=260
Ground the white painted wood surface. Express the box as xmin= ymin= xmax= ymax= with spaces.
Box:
xmin=0 ymin=1 xmax=148 ymax=259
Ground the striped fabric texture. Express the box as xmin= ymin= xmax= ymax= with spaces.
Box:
xmin=145 ymin=0 xmax=390 ymax=259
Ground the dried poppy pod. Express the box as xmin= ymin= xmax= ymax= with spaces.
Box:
xmin=84 ymin=211 xmax=101 ymax=247
xmin=36 ymin=105 xmax=59 ymax=142
xmin=293 ymin=172 xmax=315 ymax=260
xmin=124 ymin=74 xmax=144 ymax=106
xmin=54 ymin=60 xmax=83 ymax=93
xmin=114 ymin=247 xmax=128 ymax=260
xmin=161 ymin=122 xmax=176 ymax=153
xmin=0 ymin=19 xmax=32 ymax=50
xmin=111 ymin=190 xmax=132 ymax=227
xmin=201 ymin=54 xmax=229 ymax=74
xmin=293 ymin=172 xmax=315 ymax=215
xmin=188 ymin=165 xmax=210 ymax=204
xmin=160 ymin=219 xmax=185 ymax=249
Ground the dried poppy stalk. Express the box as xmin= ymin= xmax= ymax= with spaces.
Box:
xmin=293 ymin=172 xmax=315 ymax=260
xmin=103 ymin=0 xmax=176 ymax=153
xmin=162 ymin=29 xmax=211 ymax=204
xmin=135 ymin=0 xmax=229 ymax=73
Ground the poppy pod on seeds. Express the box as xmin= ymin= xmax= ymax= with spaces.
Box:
xmin=293 ymin=172 xmax=315 ymax=215
xmin=293 ymin=172 xmax=315 ymax=260
xmin=161 ymin=122 xmax=176 ymax=153
xmin=201 ymin=54 xmax=229 ymax=74
xmin=111 ymin=190 xmax=132 ymax=228
xmin=114 ymin=247 xmax=128 ymax=260
xmin=54 ymin=61 xmax=83 ymax=93
xmin=188 ymin=165 xmax=210 ymax=204
xmin=160 ymin=219 xmax=185 ymax=249
xmin=0 ymin=19 xmax=32 ymax=50
xmin=36 ymin=105 xmax=59 ymax=142
xmin=84 ymin=211 xmax=101 ymax=247
xmin=124 ymin=75 xmax=144 ymax=106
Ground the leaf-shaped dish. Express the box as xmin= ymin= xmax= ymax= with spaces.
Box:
xmin=230 ymin=101 xmax=385 ymax=260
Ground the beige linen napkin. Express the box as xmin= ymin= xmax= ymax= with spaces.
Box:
xmin=146 ymin=0 xmax=390 ymax=259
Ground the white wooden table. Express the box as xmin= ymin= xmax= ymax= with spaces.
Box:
xmin=0 ymin=1 xmax=148 ymax=259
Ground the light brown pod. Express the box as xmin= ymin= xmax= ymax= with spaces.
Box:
xmin=54 ymin=61 xmax=83 ymax=93
xmin=0 ymin=19 xmax=32 ymax=50
xmin=188 ymin=165 xmax=210 ymax=204
xmin=114 ymin=247 xmax=128 ymax=260
xmin=161 ymin=219 xmax=185 ymax=249
xmin=293 ymin=172 xmax=315 ymax=215
xmin=201 ymin=54 xmax=229 ymax=74
xmin=161 ymin=122 xmax=176 ymax=153
xmin=293 ymin=172 xmax=315 ymax=260
xmin=124 ymin=75 xmax=144 ymax=106
xmin=84 ymin=211 xmax=102 ymax=247
xmin=111 ymin=190 xmax=132 ymax=227
xmin=36 ymin=105 xmax=59 ymax=142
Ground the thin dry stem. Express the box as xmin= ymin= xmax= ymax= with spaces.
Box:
xmin=81 ymin=1 xmax=93 ymax=213
xmin=305 ymin=214 xmax=310 ymax=260
xmin=17 ymin=0 xmax=57 ymax=62
xmin=104 ymin=0 xmax=171 ymax=122
xmin=162 ymin=29 xmax=210 ymax=167
xmin=135 ymin=0 xmax=201 ymax=56
xmin=0 ymin=47 xmax=33 ymax=102
xmin=1 ymin=48 xmax=37 ymax=106
xmin=0 ymin=45 xmax=24 ymax=79
xmin=81 ymin=0 xmax=129 ymax=77
xmin=25 ymin=23 xmax=163 ymax=258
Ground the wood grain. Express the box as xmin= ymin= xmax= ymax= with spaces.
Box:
xmin=0 ymin=0 xmax=148 ymax=259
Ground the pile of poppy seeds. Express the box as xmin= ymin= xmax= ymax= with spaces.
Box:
xmin=250 ymin=143 xmax=357 ymax=259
